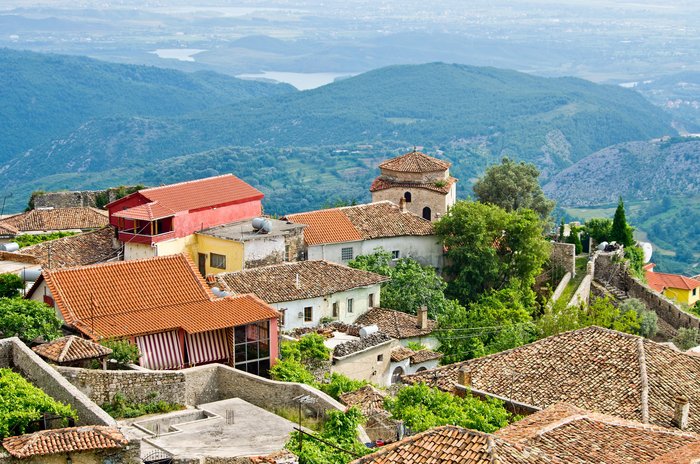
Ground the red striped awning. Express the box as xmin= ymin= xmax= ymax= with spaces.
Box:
xmin=186 ymin=329 xmax=230 ymax=365
xmin=136 ymin=331 xmax=184 ymax=370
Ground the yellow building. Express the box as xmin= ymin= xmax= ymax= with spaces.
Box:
xmin=645 ymin=265 xmax=700 ymax=306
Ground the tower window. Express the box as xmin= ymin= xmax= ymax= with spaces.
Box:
xmin=404 ymin=192 xmax=412 ymax=203
xmin=422 ymin=207 xmax=431 ymax=220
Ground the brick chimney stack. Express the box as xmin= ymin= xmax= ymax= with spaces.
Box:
xmin=399 ymin=197 xmax=407 ymax=213
xmin=458 ymin=367 xmax=472 ymax=387
xmin=417 ymin=306 xmax=428 ymax=330
xmin=673 ymin=396 xmax=690 ymax=430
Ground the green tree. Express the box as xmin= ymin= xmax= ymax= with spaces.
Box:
xmin=674 ymin=327 xmax=700 ymax=350
xmin=286 ymin=407 xmax=370 ymax=464
xmin=611 ymin=197 xmax=634 ymax=247
xmin=349 ymin=250 xmax=450 ymax=318
xmin=618 ymin=298 xmax=657 ymax=338
xmin=0 ymin=298 xmax=61 ymax=343
xmin=584 ymin=218 xmax=613 ymax=244
xmin=435 ymin=201 xmax=550 ymax=304
xmin=0 ymin=368 xmax=77 ymax=438
xmin=317 ymin=373 xmax=369 ymax=401
xmin=472 ymin=157 xmax=555 ymax=220
xmin=558 ymin=218 xmax=565 ymax=242
xmin=0 ymin=274 xmax=23 ymax=298
xmin=384 ymin=383 xmax=514 ymax=434
xmin=100 ymin=339 xmax=140 ymax=365
xmin=436 ymin=287 xmax=535 ymax=363
xmin=566 ymin=225 xmax=582 ymax=254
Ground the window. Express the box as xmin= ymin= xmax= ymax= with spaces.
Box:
xmin=279 ymin=308 xmax=287 ymax=327
xmin=332 ymin=302 xmax=339 ymax=318
xmin=347 ymin=298 xmax=354 ymax=314
xmin=694 ymin=288 xmax=697 ymax=296
xmin=391 ymin=366 xmax=404 ymax=384
xmin=391 ymin=250 xmax=400 ymax=260
xmin=234 ymin=320 xmax=272 ymax=378
xmin=422 ymin=207 xmax=431 ymax=221
xmin=368 ymin=293 xmax=375 ymax=308
xmin=341 ymin=247 xmax=353 ymax=260
xmin=377 ymin=354 xmax=384 ymax=362
xmin=404 ymin=192 xmax=412 ymax=203
xmin=304 ymin=306 xmax=313 ymax=322
xmin=210 ymin=253 xmax=226 ymax=269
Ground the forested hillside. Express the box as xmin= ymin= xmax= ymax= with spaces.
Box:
xmin=547 ymin=138 xmax=700 ymax=275
xmin=0 ymin=48 xmax=295 ymax=163
xmin=0 ymin=58 xmax=676 ymax=212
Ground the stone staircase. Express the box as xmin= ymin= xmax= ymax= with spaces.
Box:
xmin=603 ymin=282 xmax=629 ymax=302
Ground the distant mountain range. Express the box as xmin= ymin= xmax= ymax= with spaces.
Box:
xmin=543 ymin=138 xmax=700 ymax=206
xmin=0 ymin=49 xmax=676 ymax=215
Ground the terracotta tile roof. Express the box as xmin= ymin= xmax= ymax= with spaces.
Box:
xmin=0 ymin=222 xmax=18 ymax=236
xmin=355 ymin=308 xmax=436 ymax=339
xmin=649 ymin=441 xmax=700 ymax=463
xmin=215 ymin=260 xmax=389 ymax=303
xmin=496 ymin=403 xmax=700 ymax=464
xmin=18 ymin=227 xmax=116 ymax=268
xmin=111 ymin=200 xmax=176 ymax=221
xmin=350 ymin=426 xmax=564 ymax=464
xmin=0 ymin=207 xmax=108 ymax=232
xmin=109 ymin=174 xmax=263 ymax=215
xmin=410 ymin=349 xmax=442 ymax=364
xmin=378 ymin=150 xmax=451 ymax=173
xmin=40 ymin=254 xmax=278 ymax=339
xmin=284 ymin=208 xmax=362 ymax=245
xmin=285 ymin=201 xmax=434 ymax=246
xmin=339 ymin=385 xmax=387 ymax=416
xmin=645 ymin=270 xmax=700 ymax=292
xmin=404 ymin=326 xmax=700 ymax=433
xmin=2 ymin=426 xmax=127 ymax=458
xmin=369 ymin=176 xmax=457 ymax=194
xmin=32 ymin=335 xmax=112 ymax=362
xmin=390 ymin=345 xmax=415 ymax=362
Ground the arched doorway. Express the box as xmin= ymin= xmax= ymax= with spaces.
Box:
xmin=416 ymin=367 xmax=427 ymax=372
xmin=404 ymin=192 xmax=412 ymax=203
xmin=422 ymin=207 xmax=431 ymax=220
xmin=391 ymin=366 xmax=405 ymax=384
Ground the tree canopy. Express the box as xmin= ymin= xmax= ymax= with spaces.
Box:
xmin=0 ymin=298 xmax=61 ymax=343
xmin=611 ymin=197 xmax=635 ymax=247
xmin=384 ymin=383 xmax=515 ymax=434
xmin=434 ymin=201 xmax=550 ymax=304
xmin=349 ymin=249 xmax=452 ymax=318
xmin=0 ymin=274 xmax=23 ymax=299
xmin=472 ymin=157 xmax=555 ymax=220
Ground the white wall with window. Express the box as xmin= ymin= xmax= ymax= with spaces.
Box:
xmin=269 ymin=284 xmax=382 ymax=331
xmin=306 ymin=236 xmax=443 ymax=270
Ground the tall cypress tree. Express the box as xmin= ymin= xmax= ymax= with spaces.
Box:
xmin=611 ymin=197 xmax=634 ymax=247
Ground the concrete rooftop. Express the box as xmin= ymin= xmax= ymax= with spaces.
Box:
xmin=134 ymin=398 xmax=297 ymax=459
xmin=199 ymin=218 xmax=305 ymax=242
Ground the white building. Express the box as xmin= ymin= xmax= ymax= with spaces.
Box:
xmin=354 ymin=307 xmax=439 ymax=350
xmin=214 ymin=260 xmax=389 ymax=331
xmin=284 ymin=201 xmax=443 ymax=270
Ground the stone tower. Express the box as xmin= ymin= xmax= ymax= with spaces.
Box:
xmin=370 ymin=149 xmax=457 ymax=221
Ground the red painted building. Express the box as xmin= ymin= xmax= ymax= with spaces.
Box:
xmin=107 ymin=175 xmax=264 ymax=254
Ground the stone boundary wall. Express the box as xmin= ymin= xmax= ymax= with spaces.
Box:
xmin=551 ymin=242 xmax=576 ymax=276
xmin=550 ymin=272 xmax=571 ymax=304
xmin=567 ymin=275 xmax=592 ymax=308
xmin=34 ymin=191 xmax=101 ymax=209
xmin=0 ymin=337 xmax=115 ymax=426
xmin=591 ymin=251 xmax=700 ymax=330
xmin=56 ymin=366 xmax=187 ymax=405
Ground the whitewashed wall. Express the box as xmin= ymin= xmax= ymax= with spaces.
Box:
xmin=307 ymin=236 xmax=443 ymax=269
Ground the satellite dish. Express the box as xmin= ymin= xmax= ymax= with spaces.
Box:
xmin=638 ymin=241 xmax=653 ymax=263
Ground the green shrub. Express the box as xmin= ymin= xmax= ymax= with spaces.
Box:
xmin=0 ymin=368 xmax=77 ymax=438
xmin=384 ymin=383 xmax=514 ymax=434
xmin=100 ymin=338 xmax=140 ymax=365
xmin=317 ymin=373 xmax=368 ymax=400
xmin=0 ymin=274 xmax=23 ymax=298
xmin=618 ymin=298 xmax=657 ymax=339
xmin=0 ymin=298 xmax=61 ymax=343
xmin=674 ymin=327 xmax=700 ymax=351
xmin=101 ymin=393 xmax=184 ymax=419
xmin=14 ymin=232 xmax=77 ymax=249
xmin=270 ymin=358 xmax=316 ymax=384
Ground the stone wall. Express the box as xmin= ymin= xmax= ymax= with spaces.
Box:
xmin=56 ymin=367 xmax=187 ymax=405
xmin=0 ymin=251 xmax=41 ymax=264
xmin=550 ymin=242 xmax=575 ymax=276
xmin=33 ymin=191 xmax=101 ymax=209
xmin=550 ymin=272 xmax=571 ymax=304
xmin=591 ymin=251 xmax=700 ymax=330
xmin=0 ymin=337 xmax=115 ymax=426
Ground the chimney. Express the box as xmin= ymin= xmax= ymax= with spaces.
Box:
xmin=399 ymin=197 xmax=407 ymax=213
xmin=417 ymin=306 xmax=428 ymax=330
xmin=673 ymin=396 xmax=690 ymax=430
xmin=458 ymin=367 xmax=472 ymax=387
xmin=295 ymin=273 xmax=300 ymax=289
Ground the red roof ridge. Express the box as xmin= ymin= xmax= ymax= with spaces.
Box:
xmin=138 ymin=173 xmax=234 ymax=194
